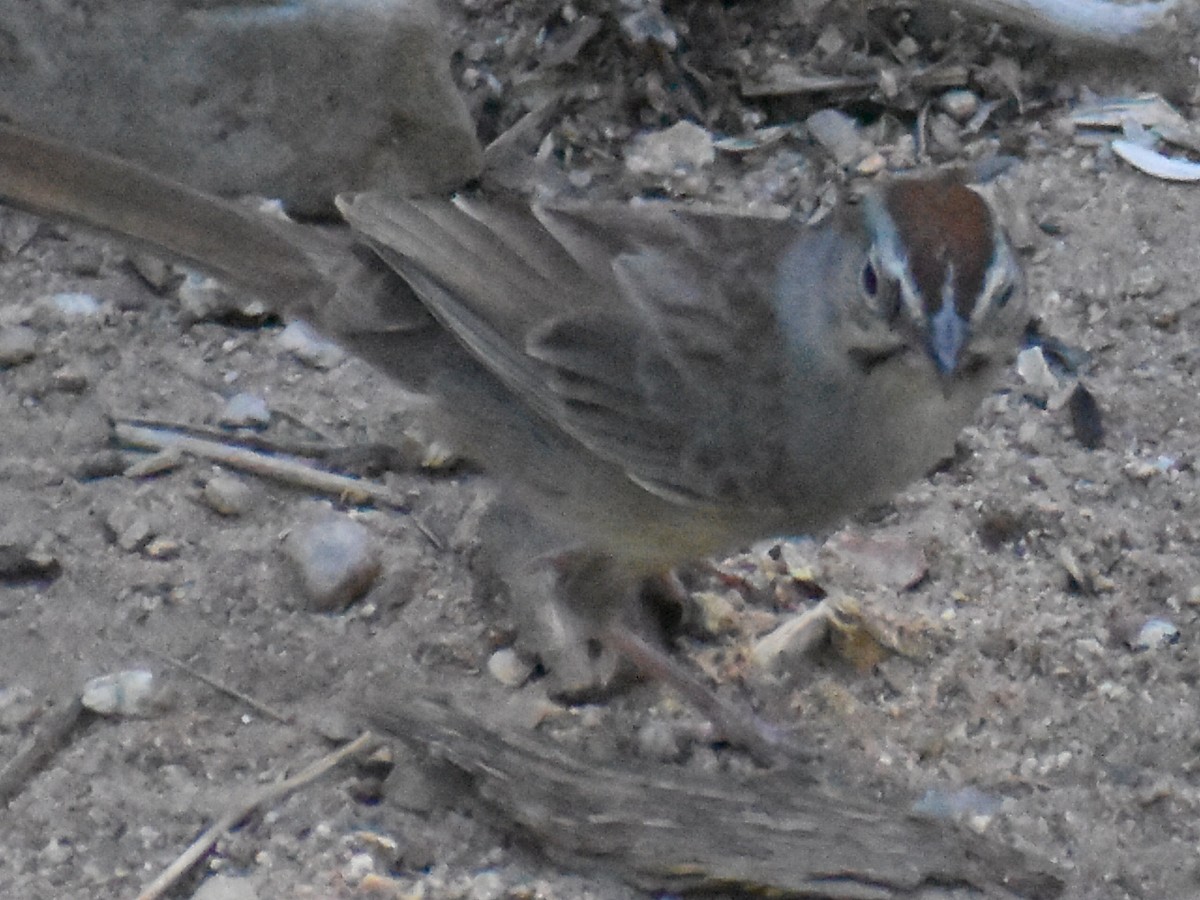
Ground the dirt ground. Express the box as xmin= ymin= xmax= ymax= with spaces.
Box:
xmin=3 ymin=3 xmax=1200 ymax=899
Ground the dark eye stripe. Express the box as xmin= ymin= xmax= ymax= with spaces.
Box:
xmin=848 ymin=344 xmax=906 ymax=373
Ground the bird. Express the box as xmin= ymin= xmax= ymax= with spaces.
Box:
xmin=0 ymin=124 xmax=1028 ymax=760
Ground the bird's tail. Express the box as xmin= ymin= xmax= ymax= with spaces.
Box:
xmin=0 ymin=123 xmax=333 ymax=310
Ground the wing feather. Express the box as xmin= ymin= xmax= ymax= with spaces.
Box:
xmin=337 ymin=191 xmax=812 ymax=506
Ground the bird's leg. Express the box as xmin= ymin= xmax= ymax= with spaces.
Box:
xmin=598 ymin=620 xmax=795 ymax=767
xmin=554 ymin=554 xmax=802 ymax=766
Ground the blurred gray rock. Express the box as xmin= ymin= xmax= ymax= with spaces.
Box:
xmin=0 ymin=0 xmax=482 ymax=214
xmin=283 ymin=511 xmax=381 ymax=611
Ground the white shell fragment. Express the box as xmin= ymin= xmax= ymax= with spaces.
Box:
xmin=1134 ymin=618 xmax=1181 ymax=651
xmin=1111 ymin=139 xmax=1200 ymax=183
xmin=82 ymin=670 xmax=159 ymax=716
xmin=1016 ymin=346 xmax=1059 ymax=397
xmin=1072 ymin=94 xmax=1192 ymax=134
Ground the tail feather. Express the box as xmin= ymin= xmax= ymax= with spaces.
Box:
xmin=0 ymin=124 xmax=331 ymax=309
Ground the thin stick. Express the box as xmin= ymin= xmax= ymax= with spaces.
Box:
xmin=141 ymin=647 xmax=292 ymax=725
xmin=741 ymin=64 xmax=968 ymax=99
xmin=116 ymin=415 xmax=340 ymax=458
xmin=133 ymin=731 xmax=377 ymax=900
xmin=116 ymin=420 xmax=445 ymax=553
xmin=114 ymin=422 xmax=409 ymax=509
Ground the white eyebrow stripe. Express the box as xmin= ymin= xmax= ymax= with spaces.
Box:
xmin=971 ymin=235 xmax=1014 ymax=324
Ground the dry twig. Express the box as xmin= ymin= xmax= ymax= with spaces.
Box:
xmin=115 ymin=422 xmax=411 ymax=509
xmin=134 ymin=731 xmax=378 ymax=900
xmin=140 ymin=647 xmax=292 ymax=725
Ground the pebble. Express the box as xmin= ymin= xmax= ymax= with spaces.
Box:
xmin=468 ymin=870 xmax=505 ymax=900
xmin=939 ymin=89 xmax=980 ymax=123
xmin=815 ymin=24 xmax=846 ymax=57
xmin=913 ymin=786 xmax=999 ymax=831
xmin=344 ymin=852 xmax=375 ymax=884
xmin=283 ymin=513 xmax=381 ymax=611
xmin=81 ymin=669 xmax=161 ymax=716
xmin=218 ymin=392 xmax=271 ymax=429
xmin=48 ymin=292 xmax=102 ymax=317
xmin=0 ymin=325 xmax=37 ymax=366
xmin=177 ymin=273 xmax=267 ymax=322
xmin=927 ymin=112 xmax=963 ymax=154
xmin=39 ymin=838 xmax=73 ymax=867
xmin=277 ymin=320 xmax=346 ymax=369
xmin=203 ymin=475 xmax=254 ymax=516
xmin=619 ymin=3 xmax=678 ymax=50
xmin=0 ymin=536 xmax=60 ymax=582
xmin=486 ymin=648 xmax=534 ymax=687
xmin=805 ymin=109 xmax=866 ymax=167
xmin=691 ymin=590 xmax=738 ymax=636
xmin=127 ymin=253 xmax=177 ymax=292
xmin=104 ymin=504 xmax=160 ymax=552
xmin=1126 ymin=264 xmax=1166 ymax=299
xmin=193 ymin=874 xmax=259 ymax=900
xmin=50 ymin=366 xmax=90 ymax=394
xmin=636 ymin=718 xmax=683 ymax=762
xmin=144 ymin=537 xmax=181 ymax=560
xmin=624 ymin=121 xmax=715 ymax=177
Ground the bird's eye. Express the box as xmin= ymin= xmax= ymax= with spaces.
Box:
xmin=995 ymin=284 xmax=1015 ymax=308
xmin=861 ymin=261 xmax=878 ymax=298
xmin=862 ymin=260 xmax=902 ymax=323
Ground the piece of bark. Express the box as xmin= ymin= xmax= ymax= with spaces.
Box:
xmin=365 ymin=681 xmax=1065 ymax=899
xmin=946 ymin=0 xmax=1180 ymax=47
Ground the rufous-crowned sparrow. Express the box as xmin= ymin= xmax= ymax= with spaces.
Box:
xmin=0 ymin=125 xmax=1027 ymax=759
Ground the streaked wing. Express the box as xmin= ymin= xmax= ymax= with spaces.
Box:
xmin=338 ymin=192 xmax=807 ymax=506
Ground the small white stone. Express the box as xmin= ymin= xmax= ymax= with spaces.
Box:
xmin=82 ymin=670 xmax=160 ymax=716
xmin=344 ymin=852 xmax=375 ymax=883
xmin=277 ymin=320 xmax=345 ymax=369
xmin=219 ymin=392 xmax=271 ymax=429
xmin=805 ymin=109 xmax=866 ymax=167
xmin=49 ymin=292 xmax=101 ymax=317
xmin=939 ymin=89 xmax=980 ymax=123
xmin=486 ymin=648 xmax=533 ymax=687
xmin=1016 ymin=346 xmax=1058 ymax=397
xmin=204 ymin=475 xmax=254 ymax=517
xmin=193 ymin=874 xmax=260 ymax=900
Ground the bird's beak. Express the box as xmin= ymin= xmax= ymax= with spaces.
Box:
xmin=928 ymin=301 xmax=968 ymax=388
